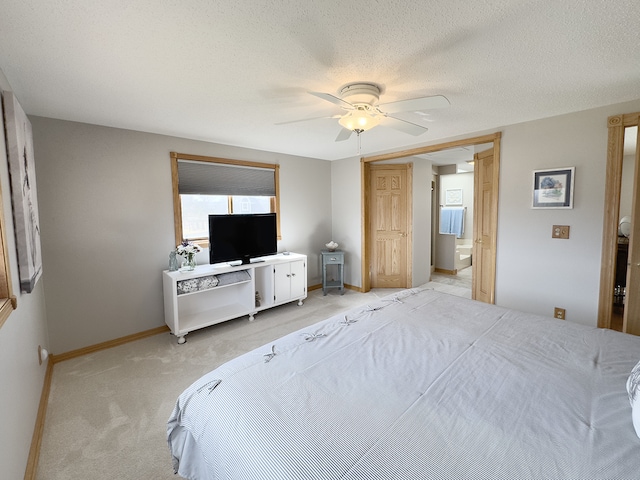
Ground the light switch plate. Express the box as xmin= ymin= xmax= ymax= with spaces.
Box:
xmin=552 ymin=225 xmax=570 ymax=239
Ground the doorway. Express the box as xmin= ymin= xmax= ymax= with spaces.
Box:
xmin=361 ymin=132 xmax=502 ymax=302
xmin=598 ymin=113 xmax=640 ymax=334
xmin=433 ymin=154 xmax=474 ymax=276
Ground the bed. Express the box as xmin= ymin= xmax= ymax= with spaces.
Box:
xmin=167 ymin=287 xmax=640 ymax=479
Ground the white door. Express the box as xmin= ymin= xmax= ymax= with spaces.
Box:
xmin=274 ymin=260 xmax=305 ymax=303
xmin=274 ymin=263 xmax=290 ymax=303
xmin=289 ymin=260 xmax=306 ymax=298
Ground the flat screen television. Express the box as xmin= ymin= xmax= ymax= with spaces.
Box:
xmin=208 ymin=213 xmax=277 ymax=265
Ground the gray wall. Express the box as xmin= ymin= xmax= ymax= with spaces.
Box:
xmin=329 ymin=157 xmax=362 ymax=287
xmin=30 ymin=117 xmax=333 ymax=354
xmin=0 ymin=72 xmax=50 ymax=480
xmin=411 ymin=158 xmax=433 ymax=286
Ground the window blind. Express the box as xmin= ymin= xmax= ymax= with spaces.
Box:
xmin=177 ymin=160 xmax=276 ymax=196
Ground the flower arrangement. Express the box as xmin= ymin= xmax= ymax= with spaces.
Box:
xmin=175 ymin=241 xmax=202 ymax=257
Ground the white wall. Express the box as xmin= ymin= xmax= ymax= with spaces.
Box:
xmin=0 ymin=71 xmax=50 ymax=480
xmin=30 ymin=117 xmax=332 ymax=354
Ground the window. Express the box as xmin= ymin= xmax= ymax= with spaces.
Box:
xmin=171 ymin=152 xmax=280 ymax=247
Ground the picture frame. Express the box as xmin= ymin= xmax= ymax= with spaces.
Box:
xmin=532 ymin=167 xmax=575 ymax=209
xmin=2 ymin=90 xmax=43 ymax=293
xmin=445 ymin=188 xmax=463 ymax=206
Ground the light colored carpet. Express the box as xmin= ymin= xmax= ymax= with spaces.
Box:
xmin=36 ymin=277 xmax=470 ymax=479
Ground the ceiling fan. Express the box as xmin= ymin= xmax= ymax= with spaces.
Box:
xmin=291 ymin=82 xmax=450 ymax=142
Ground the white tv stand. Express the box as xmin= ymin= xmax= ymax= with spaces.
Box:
xmin=162 ymin=253 xmax=307 ymax=344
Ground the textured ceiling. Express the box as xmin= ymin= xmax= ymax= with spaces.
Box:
xmin=1 ymin=0 xmax=639 ymax=161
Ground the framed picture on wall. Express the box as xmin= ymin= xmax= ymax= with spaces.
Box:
xmin=2 ymin=90 xmax=43 ymax=293
xmin=445 ymin=188 xmax=463 ymax=206
xmin=532 ymin=167 xmax=575 ymax=209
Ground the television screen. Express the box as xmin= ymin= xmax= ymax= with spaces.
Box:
xmin=208 ymin=213 xmax=277 ymax=265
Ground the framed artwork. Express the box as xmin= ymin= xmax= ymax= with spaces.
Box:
xmin=2 ymin=91 xmax=42 ymax=293
xmin=532 ymin=167 xmax=575 ymax=209
xmin=445 ymin=188 xmax=463 ymax=206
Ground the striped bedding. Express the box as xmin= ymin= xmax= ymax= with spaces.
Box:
xmin=167 ymin=287 xmax=640 ymax=479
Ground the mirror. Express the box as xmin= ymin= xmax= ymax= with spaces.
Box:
xmin=612 ymin=126 xmax=637 ymax=330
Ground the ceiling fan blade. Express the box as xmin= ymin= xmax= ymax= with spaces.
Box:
xmin=275 ymin=114 xmax=340 ymax=125
xmin=378 ymin=95 xmax=450 ymax=114
xmin=382 ymin=115 xmax=429 ymax=136
xmin=309 ymin=91 xmax=354 ymax=110
xmin=387 ymin=110 xmax=435 ymax=125
xmin=335 ymin=128 xmax=353 ymax=142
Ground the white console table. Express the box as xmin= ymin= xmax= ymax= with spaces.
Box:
xmin=163 ymin=253 xmax=306 ymax=344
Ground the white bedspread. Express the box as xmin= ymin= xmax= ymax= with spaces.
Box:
xmin=167 ymin=288 xmax=640 ymax=479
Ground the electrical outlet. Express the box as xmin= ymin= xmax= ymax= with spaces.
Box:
xmin=554 ymin=307 xmax=566 ymax=320
xmin=552 ymin=225 xmax=570 ymax=239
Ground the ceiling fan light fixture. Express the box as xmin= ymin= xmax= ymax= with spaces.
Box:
xmin=338 ymin=107 xmax=381 ymax=133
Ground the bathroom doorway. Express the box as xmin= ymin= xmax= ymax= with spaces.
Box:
xmin=431 ymin=144 xmax=495 ymax=301
xmin=361 ymin=132 xmax=501 ymax=304
xmin=434 ymin=154 xmax=475 ymax=276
